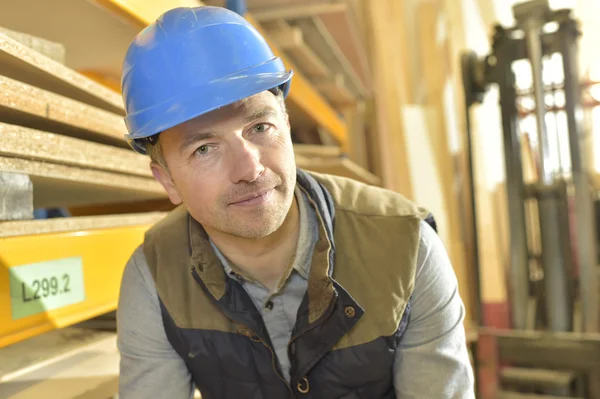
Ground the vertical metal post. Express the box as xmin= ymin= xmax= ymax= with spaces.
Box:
xmin=493 ymin=28 xmax=531 ymax=330
xmin=537 ymin=190 xmax=572 ymax=331
xmin=515 ymin=1 xmax=572 ymax=332
xmin=525 ymin=19 xmax=553 ymax=186
xmin=557 ymin=10 xmax=600 ymax=334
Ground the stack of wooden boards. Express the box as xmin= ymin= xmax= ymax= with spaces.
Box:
xmin=0 ymin=29 xmax=166 ymax=216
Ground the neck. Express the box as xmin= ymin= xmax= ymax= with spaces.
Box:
xmin=208 ymin=195 xmax=300 ymax=289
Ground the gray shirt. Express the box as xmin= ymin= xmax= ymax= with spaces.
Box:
xmin=117 ymin=190 xmax=475 ymax=398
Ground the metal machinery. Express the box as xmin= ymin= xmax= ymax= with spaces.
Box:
xmin=462 ymin=0 xmax=600 ymax=397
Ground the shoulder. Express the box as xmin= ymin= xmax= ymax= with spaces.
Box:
xmin=145 ymin=204 xmax=188 ymax=240
xmin=306 ymin=171 xmax=429 ymax=219
xmin=412 ymin=219 xmax=461 ymax=318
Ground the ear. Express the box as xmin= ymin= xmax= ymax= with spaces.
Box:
xmin=150 ymin=162 xmax=183 ymax=205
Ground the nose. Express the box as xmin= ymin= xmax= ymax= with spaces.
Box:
xmin=230 ymin=138 xmax=264 ymax=183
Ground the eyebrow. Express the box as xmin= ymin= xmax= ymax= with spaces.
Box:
xmin=243 ymin=107 xmax=279 ymax=124
xmin=179 ymin=131 xmax=217 ymax=156
xmin=178 ymin=106 xmax=280 ymax=156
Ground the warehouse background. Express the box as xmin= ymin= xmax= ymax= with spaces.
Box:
xmin=1 ymin=0 xmax=600 ymax=398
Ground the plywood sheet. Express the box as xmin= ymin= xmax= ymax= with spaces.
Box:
xmin=0 ymin=76 xmax=127 ymax=146
xmin=0 ymin=123 xmax=148 ymax=177
xmin=0 ymin=156 xmax=164 ymax=208
xmin=0 ymin=32 xmax=124 ymax=115
xmin=0 ymin=27 xmax=65 ymax=65
xmin=0 ymin=212 xmax=165 ymax=238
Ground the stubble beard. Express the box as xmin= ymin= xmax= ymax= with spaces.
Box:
xmin=216 ymin=173 xmax=296 ymax=240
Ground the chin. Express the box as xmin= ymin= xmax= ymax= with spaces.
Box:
xmin=231 ymin=214 xmax=287 ymax=239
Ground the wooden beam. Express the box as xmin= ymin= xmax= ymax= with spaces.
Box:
xmin=362 ymin=0 xmax=413 ymax=197
xmin=0 ymin=32 xmax=124 ymax=115
xmin=293 ymin=144 xmax=342 ymax=158
xmin=482 ymin=327 xmax=600 ymax=371
xmin=295 ymin=17 xmax=369 ymax=98
xmin=318 ymin=3 xmax=372 ymax=94
xmin=417 ymin=2 xmax=474 ymax=325
xmin=314 ymin=74 xmax=356 ymax=106
xmin=342 ymin=101 xmax=370 ymax=170
xmin=252 ymin=2 xmax=347 ymax=22
xmin=295 ymin=154 xmax=381 ymax=186
xmin=0 ymin=75 xmax=127 ymax=147
xmin=262 ymin=21 xmax=331 ymax=80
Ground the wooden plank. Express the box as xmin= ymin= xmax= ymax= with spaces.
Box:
xmin=314 ymin=74 xmax=356 ymax=106
xmin=497 ymin=391 xmax=583 ymax=399
xmin=262 ymin=21 xmax=331 ymax=80
xmin=0 ymin=76 xmax=127 ymax=147
xmin=500 ymin=367 xmax=576 ymax=390
xmin=252 ymin=2 xmax=347 ymax=22
xmin=296 ymin=154 xmax=381 ymax=186
xmin=0 ymin=212 xmax=165 ymax=238
xmin=362 ymin=0 xmax=413 ymax=197
xmin=0 ymin=27 xmax=65 ymax=65
xmin=293 ymin=144 xmax=342 ymax=158
xmin=0 ymin=156 xmax=164 ymax=208
xmin=0 ymin=32 xmax=124 ymax=115
xmin=438 ymin=0 xmax=482 ymax=326
xmin=318 ymin=5 xmax=371 ymax=93
xmin=417 ymin=2 xmax=474 ymax=325
xmin=0 ymin=123 xmax=148 ymax=178
xmin=481 ymin=328 xmax=600 ymax=371
xmin=342 ymin=101 xmax=369 ymax=170
xmin=294 ymin=17 xmax=368 ymax=98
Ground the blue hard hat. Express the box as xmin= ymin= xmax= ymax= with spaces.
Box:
xmin=121 ymin=6 xmax=293 ymax=154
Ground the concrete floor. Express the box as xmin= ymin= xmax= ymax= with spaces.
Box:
xmin=0 ymin=326 xmax=118 ymax=399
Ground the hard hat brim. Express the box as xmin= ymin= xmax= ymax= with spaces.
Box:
xmin=125 ymin=64 xmax=293 ymax=154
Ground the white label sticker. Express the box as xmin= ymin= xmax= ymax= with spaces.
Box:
xmin=9 ymin=257 xmax=85 ymax=320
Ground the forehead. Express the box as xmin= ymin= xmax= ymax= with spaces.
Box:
xmin=175 ymin=90 xmax=280 ymax=132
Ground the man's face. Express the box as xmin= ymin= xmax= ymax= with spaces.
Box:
xmin=151 ymin=91 xmax=297 ymax=239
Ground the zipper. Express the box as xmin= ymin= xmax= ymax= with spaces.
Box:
xmin=254 ymin=331 xmax=295 ymax=396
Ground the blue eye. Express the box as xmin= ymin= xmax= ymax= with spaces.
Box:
xmin=253 ymin=123 xmax=268 ymax=133
xmin=195 ymin=145 xmax=212 ymax=155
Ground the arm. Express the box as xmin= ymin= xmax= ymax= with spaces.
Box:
xmin=117 ymin=246 xmax=195 ymax=399
xmin=393 ymin=221 xmax=475 ymax=398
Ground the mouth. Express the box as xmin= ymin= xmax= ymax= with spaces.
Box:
xmin=229 ymin=188 xmax=274 ymax=207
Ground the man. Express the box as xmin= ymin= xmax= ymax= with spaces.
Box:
xmin=117 ymin=5 xmax=475 ymax=399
